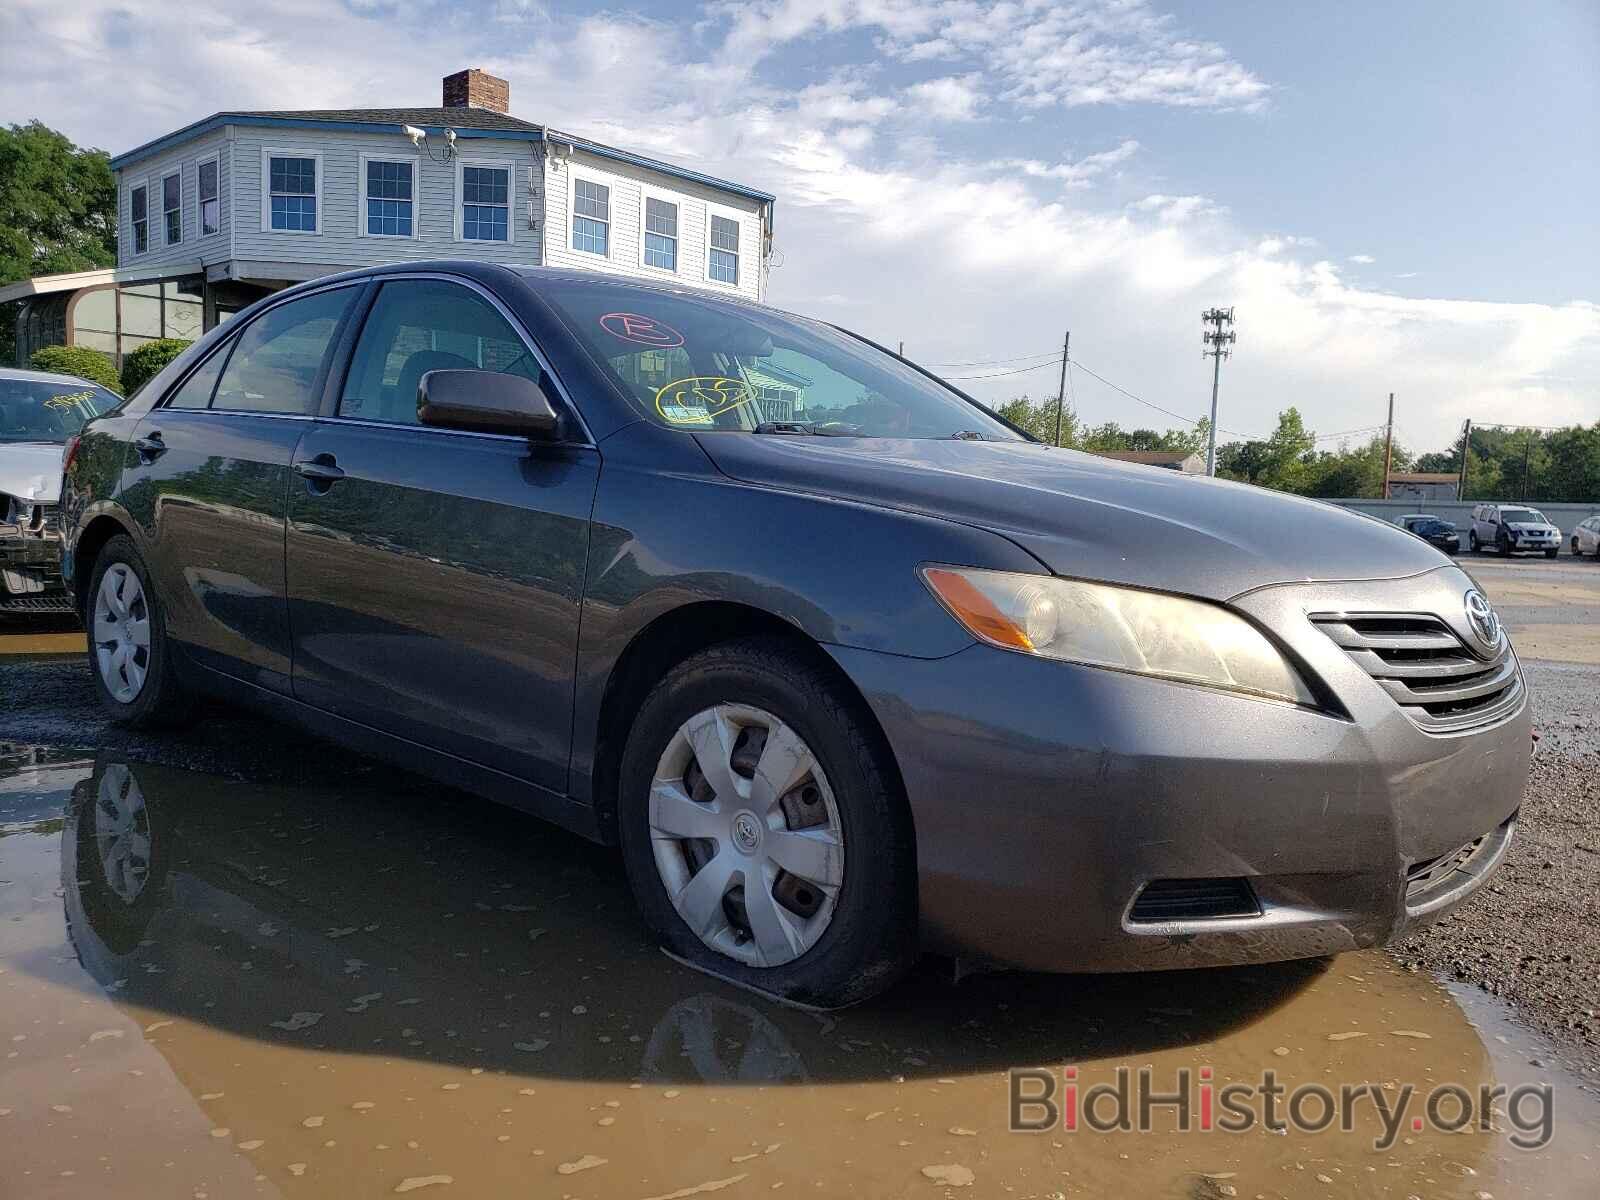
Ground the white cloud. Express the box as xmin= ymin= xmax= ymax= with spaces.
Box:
xmin=903 ymin=75 xmax=985 ymax=121
xmin=1348 ymin=253 xmax=1376 ymax=264
xmin=986 ymin=140 xmax=1140 ymax=189
xmin=1 ymin=0 xmax=1593 ymax=447
xmin=1132 ymin=194 xmax=1226 ymax=224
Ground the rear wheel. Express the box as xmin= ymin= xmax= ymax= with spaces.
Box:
xmin=618 ymin=637 xmax=916 ymax=1008
xmin=86 ymin=535 xmax=192 ymax=727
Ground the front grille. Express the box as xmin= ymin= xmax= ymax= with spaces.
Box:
xmin=1311 ymin=613 xmax=1522 ymax=733
xmin=0 ymin=593 xmax=75 ymax=614
xmin=1128 ymin=877 xmax=1260 ymax=923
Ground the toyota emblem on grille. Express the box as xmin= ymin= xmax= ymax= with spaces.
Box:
xmin=1463 ymin=588 xmax=1501 ymax=650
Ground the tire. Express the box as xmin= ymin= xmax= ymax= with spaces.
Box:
xmin=85 ymin=535 xmax=192 ymax=727
xmin=1545 ymin=548 xmax=1558 ymax=559
xmin=617 ymin=636 xmax=916 ymax=1008
xmin=1469 ymin=531 xmax=1481 ymax=554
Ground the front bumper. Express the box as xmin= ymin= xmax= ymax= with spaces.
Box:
xmin=0 ymin=511 xmax=70 ymax=612
xmin=827 ymin=564 xmax=1530 ymax=974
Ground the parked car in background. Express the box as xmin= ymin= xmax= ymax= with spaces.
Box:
xmin=60 ymin=262 xmax=1530 ymax=1007
xmin=1395 ymin=513 xmax=1438 ymax=532
xmin=1401 ymin=517 xmax=1460 ymax=555
xmin=1468 ymin=503 xmax=1561 ymax=557
xmin=1 ymin=368 xmax=121 ymax=616
xmin=1571 ymin=516 xmax=1600 ymax=559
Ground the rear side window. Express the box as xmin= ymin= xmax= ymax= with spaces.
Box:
xmin=164 ymin=348 xmax=228 ymax=409
xmin=337 ymin=279 xmax=539 ymax=426
xmin=212 ymin=288 xmax=354 ymax=414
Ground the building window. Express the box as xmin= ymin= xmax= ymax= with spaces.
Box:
xmin=130 ymin=184 xmax=149 ymax=254
xmin=162 ymin=173 xmax=182 ymax=245
xmin=642 ymin=196 xmax=678 ymax=271
xmin=709 ymin=214 xmax=740 ymax=284
xmin=572 ymin=178 xmax=610 ymax=256
xmin=267 ymin=154 xmax=318 ymax=232
xmin=198 ymin=159 xmax=219 ymax=236
xmin=365 ymin=158 xmax=415 ymax=237
xmin=461 ymin=165 xmax=509 ymax=241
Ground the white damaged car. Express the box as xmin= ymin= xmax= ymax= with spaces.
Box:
xmin=1 ymin=368 xmax=120 ymax=616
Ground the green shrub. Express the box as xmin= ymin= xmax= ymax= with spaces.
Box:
xmin=121 ymin=337 xmax=193 ymax=395
xmin=29 ymin=344 xmax=122 ymax=394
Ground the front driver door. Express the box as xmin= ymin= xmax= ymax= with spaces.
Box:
xmin=285 ymin=276 xmax=599 ymax=794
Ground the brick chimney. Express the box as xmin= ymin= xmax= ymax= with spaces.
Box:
xmin=443 ymin=69 xmax=509 ymax=113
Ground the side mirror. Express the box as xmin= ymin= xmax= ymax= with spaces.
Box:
xmin=417 ymin=369 xmax=562 ymax=440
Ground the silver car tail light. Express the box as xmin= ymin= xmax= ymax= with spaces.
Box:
xmin=1310 ymin=612 xmax=1522 ymax=733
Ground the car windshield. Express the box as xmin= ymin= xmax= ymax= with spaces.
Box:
xmin=536 ymin=277 xmax=1020 ymax=440
xmin=1418 ymin=520 xmax=1455 ymax=534
xmin=1500 ymin=508 xmax=1546 ymax=524
xmin=0 ymin=378 xmax=120 ymax=444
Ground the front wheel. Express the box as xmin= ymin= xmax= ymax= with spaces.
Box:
xmin=1545 ymin=548 xmax=1559 ymax=559
xmin=86 ymin=535 xmax=192 ymax=727
xmin=1469 ymin=531 xmax=1481 ymax=554
xmin=618 ymin=637 xmax=916 ymax=1009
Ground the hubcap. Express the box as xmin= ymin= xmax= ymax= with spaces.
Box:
xmin=649 ymin=704 xmax=845 ymax=969
xmin=94 ymin=764 xmax=152 ymax=905
xmin=92 ymin=564 xmax=151 ymax=704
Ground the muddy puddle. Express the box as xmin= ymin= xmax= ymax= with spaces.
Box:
xmin=3 ymin=746 xmax=1597 ymax=1198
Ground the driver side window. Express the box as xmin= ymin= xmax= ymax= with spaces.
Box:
xmin=339 ymin=279 xmax=539 ymax=426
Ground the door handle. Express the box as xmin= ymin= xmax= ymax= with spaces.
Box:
xmin=133 ymin=432 xmax=166 ymax=462
xmin=293 ymin=458 xmax=346 ymax=483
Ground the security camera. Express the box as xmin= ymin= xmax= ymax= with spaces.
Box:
xmin=402 ymin=125 xmax=426 ymax=146
xmin=444 ymin=128 xmax=457 ymax=146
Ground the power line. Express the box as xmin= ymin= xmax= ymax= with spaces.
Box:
xmin=942 ymin=358 xmax=1063 ymax=382
xmin=1069 ymin=358 xmax=1262 ymax=440
xmin=924 ymin=349 xmax=1060 ymax=369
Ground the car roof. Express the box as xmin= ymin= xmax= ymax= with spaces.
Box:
xmin=0 ymin=366 xmax=101 ymax=387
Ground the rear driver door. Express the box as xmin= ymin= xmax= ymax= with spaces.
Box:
xmin=120 ymin=284 xmax=360 ymax=693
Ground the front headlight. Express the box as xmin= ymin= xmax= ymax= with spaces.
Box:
xmin=920 ymin=566 xmax=1315 ymax=706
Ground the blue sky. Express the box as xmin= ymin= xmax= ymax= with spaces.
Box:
xmin=3 ymin=0 xmax=1596 ymax=449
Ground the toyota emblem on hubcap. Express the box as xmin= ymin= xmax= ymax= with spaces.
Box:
xmin=732 ymin=811 xmax=763 ymax=852
xmin=1464 ymin=588 xmax=1501 ymax=650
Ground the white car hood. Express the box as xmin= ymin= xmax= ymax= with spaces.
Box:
xmin=1507 ymin=522 xmax=1556 ymax=535
xmin=0 ymin=443 xmax=65 ymax=505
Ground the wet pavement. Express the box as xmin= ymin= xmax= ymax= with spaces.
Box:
xmin=4 ymin=747 xmax=1598 ymax=1198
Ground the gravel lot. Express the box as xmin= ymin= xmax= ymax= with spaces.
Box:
xmin=4 ymin=555 xmax=1598 ymax=1076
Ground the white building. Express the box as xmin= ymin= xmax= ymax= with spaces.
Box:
xmin=6 ymin=69 xmax=775 ymax=367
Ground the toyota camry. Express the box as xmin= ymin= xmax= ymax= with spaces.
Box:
xmin=61 ymin=262 xmax=1530 ymax=1007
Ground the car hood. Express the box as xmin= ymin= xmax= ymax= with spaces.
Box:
xmin=0 ymin=443 xmax=65 ymax=505
xmin=696 ymin=435 xmax=1445 ymax=600
xmin=1507 ymin=522 xmax=1557 ymax=535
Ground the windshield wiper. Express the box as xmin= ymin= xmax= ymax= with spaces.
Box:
xmin=753 ymin=421 xmax=815 ymax=435
xmin=948 ymin=430 xmax=986 ymax=440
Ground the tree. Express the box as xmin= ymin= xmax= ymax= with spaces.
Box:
xmin=0 ymin=120 xmax=118 ymax=363
xmin=29 ymin=344 xmax=122 ymax=393
xmin=996 ymin=394 xmax=1076 ymax=445
xmin=121 ymin=338 xmax=192 ymax=395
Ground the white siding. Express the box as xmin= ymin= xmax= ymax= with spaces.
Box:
xmin=230 ymin=129 xmax=542 ymax=270
xmin=116 ymin=131 xmax=230 ymax=271
xmin=543 ymin=148 xmax=765 ymax=303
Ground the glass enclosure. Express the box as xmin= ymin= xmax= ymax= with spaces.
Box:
xmin=13 ymin=277 xmax=205 ymax=368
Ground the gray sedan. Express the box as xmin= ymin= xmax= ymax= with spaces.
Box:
xmin=61 ymin=263 xmax=1530 ymax=1007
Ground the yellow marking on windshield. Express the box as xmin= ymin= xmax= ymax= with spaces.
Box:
xmin=44 ymin=390 xmax=97 ymax=412
xmin=654 ymin=376 xmax=756 ymax=425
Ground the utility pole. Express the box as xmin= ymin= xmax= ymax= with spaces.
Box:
xmin=898 ymin=340 xmax=904 ymax=358
xmin=1053 ymin=331 xmax=1070 ymax=447
xmin=1456 ymin=419 xmax=1471 ymax=502
xmin=1381 ymin=392 xmax=1395 ymax=499
xmin=1521 ymin=434 xmax=1532 ymax=500
xmin=1201 ymin=307 xmax=1236 ymax=476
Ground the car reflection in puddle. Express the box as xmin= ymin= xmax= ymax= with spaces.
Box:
xmin=3 ymin=748 xmax=1596 ymax=1197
